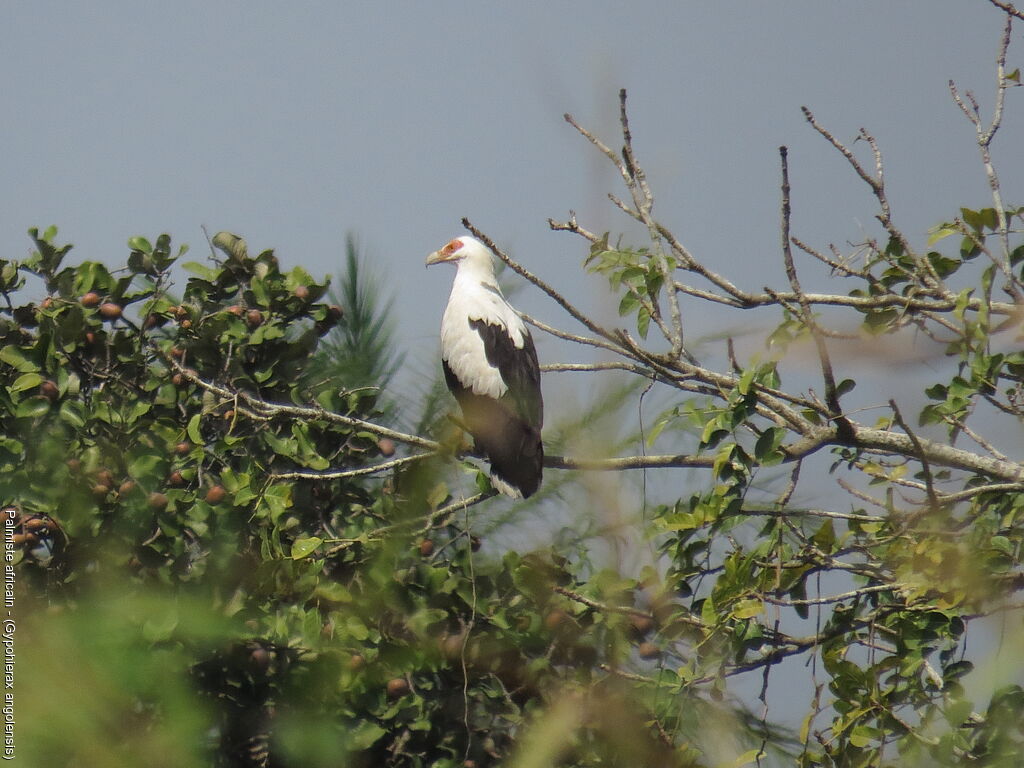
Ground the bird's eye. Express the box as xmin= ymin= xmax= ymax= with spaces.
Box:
xmin=442 ymin=239 xmax=462 ymax=255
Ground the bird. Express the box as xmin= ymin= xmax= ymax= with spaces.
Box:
xmin=426 ymin=235 xmax=543 ymax=498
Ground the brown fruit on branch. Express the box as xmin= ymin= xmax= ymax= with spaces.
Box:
xmin=167 ymin=470 xmax=185 ymax=487
xmin=92 ymin=484 xmax=110 ymax=499
xmin=378 ymin=438 xmax=396 ymax=457
xmin=293 ymin=285 xmax=310 ymax=300
xmin=544 ymin=609 xmax=569 ymax=632
xmin=118 ymin=480 xmax=136 ymax=495
xmin=174 ymin=442 xmax=191 ymax=455
xmin=205 ymin=485 xmax=227 ymax=504
xmin=628 ymin=614 xmax=656 ymax=638
xmin=386 ymin=678 xmax=410 ymax=698
xmin=39 ymin=380 xmax=59 ymax=401
xmin=148 ymin=492 xmax=169 ymax=511
xmin=418 ymin=539 xmax=435 ymax=557
xmin=637 ymin=642 xmax=660 ymax=660
xmin=245 ymin=309 xmax=263 ymax=327
xmin=80 ymin=292 xmax=101 ymax=307
xmin=249 ymin=647 xmax=271 ymax=673
xmin=98 ymin=302 xmax=122 ymax=320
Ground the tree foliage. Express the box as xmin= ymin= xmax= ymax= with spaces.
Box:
xmin=4 ymin=9 xmax=1024 ymax=768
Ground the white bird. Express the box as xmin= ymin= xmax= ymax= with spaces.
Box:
xmin=426 ymin=236 xmax=543 ymax=498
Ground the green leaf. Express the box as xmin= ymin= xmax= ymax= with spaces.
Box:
xmin=0 ymin=347 xmax=36 ymax=373
xmin=186 ymin=413 xmax=203 ymax=444
xmin=59 ymin=399 xmax=87 ymax=428
xmin=127 ymin=235 xmax=153 ymax=254
xmin=10 ymin=372 xmax=42 ymax=392
xmin=849 ymin=725 xmax=881 ymax=748
xmin=636 ymin=305 xmax=651 ymax=338
xmin=291 ymin=536 xmax=323 ymax=560
xmin=927 ymin=225 xmax=958 ymax=246
xmin=617 ymin=291 xmax=640 ymax=317
xmin=182 ymin=261 xmax=218 ymax=281
xmin=732 ymin=598 xmax=763 ymax=619
xmin=348 ymin=722 xmax=386 ymax=750
xmin=835 ymin=379 xmax=856 ymax=397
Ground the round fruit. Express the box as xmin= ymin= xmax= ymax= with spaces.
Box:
xmin=348 ymin=653 xmax=365 ymax=671
xmin=66 ymin=458 xmax=81 ymax=472
xmin=170 ymin=346 xmax=185 ymax=359
xmin=245 ymin=309 xmax=263 ymax=327
xmin=628 ymin=614 xmax=656 ymax=638
xmin=544 ymin=609 xmax=569 ymax=632
xmin=418 ymin=539 xmax=435 ymax=557
xmin=80 ymin=292 xmax=101 ymax=307
xmin=205 ymin=485 xmax=227 ymax=504
xmin=96 ymin=469 xmax=115 ymax=488
xmin=378 ymin=438 xmax=396 ymax=457
xmin=118 ymin=480 xmax=136 ymax=495
xmin=386 ymin=678 xmax=410 ymax=698
xmin=148 ymin=492 xmax=169 ymax=511
xmin=174 ymin=442 xmax=191 ymax=455
xmin=249 ymin=647 xmax=271 ymax=673
xmin=40 ymin=297 xmax=54 ymax=310
xmin=92 ymin=484 xmax=110 ymax=499
xmin=23 ymin=517 xmax=50 ymax=532
xmin=168 ymin=470 xmax=185 ymax=487
xmin=637 ymin=642 xmax=660 ymax=660
xmin=39 ymin=380 xmax=59 ymax=401
xmin=226 ymin=305 xmax=244 ymax=317
xmin=180 ymin=319 xmax=192 ymax=330
xmin=171 ymin=373 xmax=185 ymax=387
xmin=98 ymin=302 xmax=122 ymax=320
xmin=293 ymin=285 xmax=310 ymax=300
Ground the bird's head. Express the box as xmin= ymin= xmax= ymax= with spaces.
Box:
xmin=425 ymin=236 xmax=493 ymax=270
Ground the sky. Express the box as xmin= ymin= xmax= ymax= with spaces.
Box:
xmin=4 ymin=2 xmax=1021 ymax=385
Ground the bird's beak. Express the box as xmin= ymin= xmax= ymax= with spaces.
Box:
xmin=425 ymin=249 xmax=451 ymax=267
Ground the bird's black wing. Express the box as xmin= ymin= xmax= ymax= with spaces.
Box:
xmin=467 ymin=318 xmax=543 ymax=430
xmin=440 ymin=318 xmax=543 ymax=497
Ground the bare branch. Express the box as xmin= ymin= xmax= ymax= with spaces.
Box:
xmin=779 ymin=146 xmax=849 ymax=436
xmin=986 ymin=0 xmax=1024 ymax=23
xmin=271 ymin=453 xmax=430 ymax=481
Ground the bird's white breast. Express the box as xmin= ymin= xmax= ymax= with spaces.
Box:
xmin=440 ymin=278 xmax=527 ymax=400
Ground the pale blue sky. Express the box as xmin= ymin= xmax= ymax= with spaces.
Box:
xmin=4 ymin=3 xmax=1019 ymax=374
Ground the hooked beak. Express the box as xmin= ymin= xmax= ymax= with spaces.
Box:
xmin=425 ymin=249 xmax=455 ymax=267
